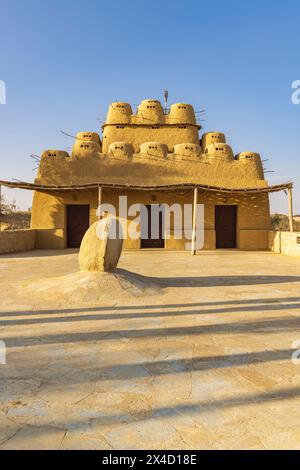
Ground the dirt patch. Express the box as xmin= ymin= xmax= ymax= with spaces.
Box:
xmin=19 ymin=269 xmax=162 ymax=306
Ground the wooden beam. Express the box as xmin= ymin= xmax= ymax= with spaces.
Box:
xmin=0 ymin=179 xmax=294 ymax=195
xmin=191 ymin=187 xmax=198 ymax=255
xmin=288 ymin=187 xmax=294 ymax=232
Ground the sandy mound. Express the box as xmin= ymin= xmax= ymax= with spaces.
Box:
xmin=19 ymin=269 xmax=162 ymax=306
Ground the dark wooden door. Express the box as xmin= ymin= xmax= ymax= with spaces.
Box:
xmin=67 ymin=205 xmax=90 ymax=248
xmin=141 ymin=205 xmax=164 ymax=248
xmin=215 ymin=205 xmax=237 ymax=248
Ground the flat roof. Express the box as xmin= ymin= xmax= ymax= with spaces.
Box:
xmin=0 ymin=179 xmax=293 ymax=194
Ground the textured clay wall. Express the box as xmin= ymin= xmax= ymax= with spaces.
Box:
xmin=269 ymin=231 xmax=300 ymax=257
xmin=30 ymin=189 xmax=270 ymax=250
xmin=195 ymin=191 xmax=270 ymax=250
xmin=0 ymin=229 xmax=36 ymax=254
xmin=31 ymin=98 xmax=271 ymax=250
xmin=102 ymin=125 xmax=199 ymax=153
xmin=36 ymin=152 xmax=266 ymax=188
xmin=35 ymin=100 xmax=266 ymax=189
xmin=103 ymin=100 xmax=199 ymax=152
xmin=31 ymin=190 xmax=98 ymax=249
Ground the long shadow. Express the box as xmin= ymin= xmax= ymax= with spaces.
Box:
xmin=116 ymin=268 xmax=300 ymax=288
xmin=94 ymin=348 xmax=294 ymax=380
xmin=1 ymin=296 xmax=300 ymax=318
xmin=1 ymin=302 xmax=300 ymax=326
xmin=0 ymin=348 xmax=294 ymax=399
xmin=2 ymin=387 xmax=300 ymax=436
xmin=4 ymin=316 xmax=300 ymax=348
xmin=16 ymin=348 xmax=292 ymax=386
xmin=10 ymin=348 xmax=297 ymax=389
xmin=168 ymin=386 xmax=300 ymax=412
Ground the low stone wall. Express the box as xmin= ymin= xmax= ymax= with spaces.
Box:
xmin=239 ymin=229 xmax=269 ymax=250
xmin=0 ymin=229 xmax=36 ymax=254
xmin=35 ymin=229 xmax=64 ymax=249
xmin=269 ymin=231 xmax=300 ymax=257
xmin=1 ymin=228 xmax=299 ymax=256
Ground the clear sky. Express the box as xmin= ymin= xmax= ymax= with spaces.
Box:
xmin=0 ymin=0 xmax=299 ymax=213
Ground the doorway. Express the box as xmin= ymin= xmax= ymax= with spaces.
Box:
xmin=141 ymin=204 xmax=164 ymax=248
xmin=215 ymin=205 xmax=237 ymax=249
xmin=66 ymin=205 xmax=90 ymax=248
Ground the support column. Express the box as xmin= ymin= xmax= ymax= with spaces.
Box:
xmin=98 ymin=186 xmax=102 ymax=220
xmin=288 ymin=187 xmax=294 ymax=233
xmin=191 ymin=187 xmax=198 ymax=255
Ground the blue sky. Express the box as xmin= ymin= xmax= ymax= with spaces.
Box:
xmin=0 ymin=0 xmax=299 ymax=213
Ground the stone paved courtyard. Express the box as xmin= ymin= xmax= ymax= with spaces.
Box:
xmin=0 ymin=249 xmax=300 ymax=449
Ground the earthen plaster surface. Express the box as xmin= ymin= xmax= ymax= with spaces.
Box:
xmin=1 ymin=250 xmax=300 ymax=449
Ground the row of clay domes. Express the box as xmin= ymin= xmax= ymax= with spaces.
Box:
xmin=56 ymin=130 xmax=228 ymax=152
xmin=40 ymin=129 xmax=262 ymax=169
xmin=42 ymin=142 xmax=262 ymax=165
xmin=105 ymin=100 xmax=198 ymax=126
xmin=73 ymin=130 xmax=227 ymax=152
xmin=107 ymin=142 xmax=262 ymax=164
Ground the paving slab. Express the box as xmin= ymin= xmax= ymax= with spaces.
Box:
xmin=0 ymin=249 xmax=300 ymax=449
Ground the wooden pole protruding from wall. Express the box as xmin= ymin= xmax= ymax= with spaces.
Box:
xmin=98 ymin=186 xmax=103 ymax=220
xmin=191 ymin=187 xmax=198 ymax=255
xmin=288 ymin=187 xmax=294 ymax=233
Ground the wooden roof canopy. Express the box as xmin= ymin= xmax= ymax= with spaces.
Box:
xmin=0 ymin=179 xmax=293 ymax=194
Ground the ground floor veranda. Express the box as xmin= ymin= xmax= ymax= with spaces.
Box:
xmin=29 ymin=184 xmax=294 ymax=251
xmin=0 ymin=180 xmax=294 ymax=251
xmin=0 ymin=249 xmax=300 ymax=449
